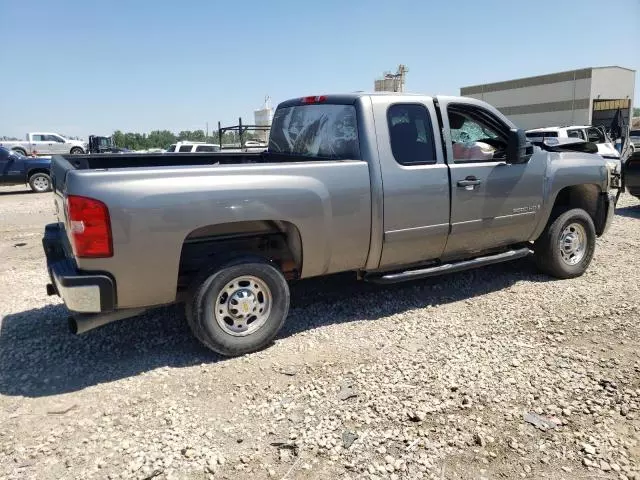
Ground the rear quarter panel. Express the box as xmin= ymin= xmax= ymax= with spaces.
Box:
xmin=66 ymin=161 xmax=371 ymax=309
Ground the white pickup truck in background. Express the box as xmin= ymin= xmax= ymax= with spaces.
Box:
xmin=525 ymin=126 xmax=620 ymax=159
xmin=0 ymin=132 xmax=87 ymax=156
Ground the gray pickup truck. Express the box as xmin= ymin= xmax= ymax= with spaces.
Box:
xmin=43 ymin=93 xmax=620 ymax=356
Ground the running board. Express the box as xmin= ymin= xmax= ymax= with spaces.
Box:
xmin=365 ymin=247 xmax=533 ymax=285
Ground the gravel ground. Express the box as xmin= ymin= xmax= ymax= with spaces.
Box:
xmin=0 ymin=184 xmax=639 ymax=480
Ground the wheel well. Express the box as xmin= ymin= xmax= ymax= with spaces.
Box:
xmin=12 ymin=148 xmax=27 ymax=155
xmin=177 ymin=220 xmax=303 ymax=293
xmin=27 ymin=168 xmax=50 ymax=179
xmin=551 ymin=184 xmax=607 ymax=235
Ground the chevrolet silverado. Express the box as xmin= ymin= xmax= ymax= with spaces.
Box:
xmin=43 ymin=93 xmax=620 ymax=356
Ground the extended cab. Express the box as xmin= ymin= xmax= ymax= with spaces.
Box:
xmin=42 ymin=93 xmax=620 ymax=356
xmin=0 ymin=132 xmax=87 ymax=157
xmin=0 ymin=147 xmax=52 ymax=192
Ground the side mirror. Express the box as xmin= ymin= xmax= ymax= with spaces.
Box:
xmin=506 ymin=128 xmax=533 ymax=164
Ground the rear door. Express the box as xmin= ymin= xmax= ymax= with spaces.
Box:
xmin=437 ymin=98 xmax=545 ymax=258
xmin=371 ymin=96 xmax=450 ymax=268
xmin=30 ymin=134 xmax=49 ymax=155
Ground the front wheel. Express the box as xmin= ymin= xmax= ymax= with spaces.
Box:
xmin=28 ymin=172 xmax=52 ymax=193
xmin=186 ymin=258 xmax=290 ymax=356
xmin=534 ymin=208 xmax=596 ymax=279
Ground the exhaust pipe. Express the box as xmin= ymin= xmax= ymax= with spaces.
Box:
xmin=69 ymin=308 xmax=147 ymax=334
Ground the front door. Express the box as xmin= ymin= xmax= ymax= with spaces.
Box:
xmin=371 ymin=97 xmax=450 ymax=269
xmin=438 ymin=100 xmax=545 ymax=259
xmin=46 ymin=134 xmax=68 ymax=154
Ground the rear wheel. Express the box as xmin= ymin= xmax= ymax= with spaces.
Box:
xmin=534 ymin=208 xmax=596 ymax=279
xmin=28 ymin=172 xmax=51 ymax=193
xmin=70 ymin=147 xmax=84 ymax=155
xmin=186 ymin=258 xmax=290 ymax=356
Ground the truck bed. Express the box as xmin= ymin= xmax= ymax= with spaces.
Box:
xmin=57 ymin=151 xmax=265 ymax=170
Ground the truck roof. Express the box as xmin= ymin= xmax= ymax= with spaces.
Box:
xmin=277 ymin=92 xmax=485 ymax=108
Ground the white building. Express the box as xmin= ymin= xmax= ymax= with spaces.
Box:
xmin=461 ymin=66 xmax=635 ymax=130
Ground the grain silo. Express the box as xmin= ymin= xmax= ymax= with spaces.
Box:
xmin=374 ymin=65 xmax=408 ymax=93
xmin=254 ymin=96 xmax=273 ymax=142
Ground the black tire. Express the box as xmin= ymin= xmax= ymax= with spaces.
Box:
xmin=185 ymin=258 xmax=290 ymax=356
xmin=534 ymin=208 xmax=596 ymax=279
xmin=69 ymin=147 xmax=84 ymax=155
xmin=13 ymin=148 xmax=27 ymax=156
xmin=28 ymin=172 xmax=52 ymax=193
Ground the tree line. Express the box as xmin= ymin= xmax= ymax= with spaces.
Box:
xmin=112 ymin=129 xmax=263 ymax=151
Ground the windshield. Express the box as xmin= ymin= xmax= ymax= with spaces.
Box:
xmin=269 ymin=104 xmax=360 ymax=160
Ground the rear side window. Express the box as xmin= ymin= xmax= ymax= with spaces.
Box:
xmin=178 ymin=145 xmax=193 ymax=152
xmin=166 ymin=144 xmax=176 ymax=152
xmin=387 ymin=104 xmax=436 ymax=165
xmin=269 ymin=104 xmax=359 ymax=160
xmin=526 ymin=131 xmax=558 ymax=139
xmin=195 ymin=145 xmax=218 ymax=152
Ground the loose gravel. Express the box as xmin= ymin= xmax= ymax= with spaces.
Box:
xmin=0 ymin=185 xmax=639 ymax=480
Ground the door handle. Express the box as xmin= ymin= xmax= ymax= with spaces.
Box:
xmin=457 ymin=176 xmax=481 ymax=188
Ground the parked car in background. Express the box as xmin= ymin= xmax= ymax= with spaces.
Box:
xmin=166 ymin=141 xmax=221 ymax=153
xmin=0 ymin=132 xmax=87 ymax=156
xmin=0 ymin=146 xmax=52 ymax=192
xmin=43 ymin=92 xmax=620 ymax=357
xmin=525 ymin=126 xmax=620 ymax=159
xmin=87 ymin=135 xmax=129 ymax=154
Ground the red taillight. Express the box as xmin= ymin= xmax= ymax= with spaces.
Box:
xmin=66 ymin=195 xmax=113 ymax=258
xmin=301 ymin=95 xmax=327 ymax=104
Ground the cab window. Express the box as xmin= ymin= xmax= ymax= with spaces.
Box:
xmin=567 ymin=129 xmax=586 ymax=140
xmin=447 ymin=105 xmax=508 ymax=162
xmin=587 ymin=128 xmax=605 ymax=143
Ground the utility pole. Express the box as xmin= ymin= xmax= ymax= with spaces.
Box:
xmin=206 ymin=122 xmax=209 ymax=140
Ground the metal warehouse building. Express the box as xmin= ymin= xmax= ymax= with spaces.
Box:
xmin=461 ymin=66 xmax=635 ymax=131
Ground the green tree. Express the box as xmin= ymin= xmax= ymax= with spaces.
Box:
xmin=633 ymin=107 xmax=640 ymax=118
xmin=147 ymin=130 xmax=177 ymax=149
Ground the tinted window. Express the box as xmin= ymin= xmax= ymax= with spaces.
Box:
xmin=587 ymin=127 xmax=605 ymax=143
xmin=448 ymin=106 xmax=507 ymax=162
xmin=31 ymin=134 xmax=46 ymax=141
xmin=526 ymin=131 xmax=558 ymax=139
xmin=178 ymin=145 xmax=193 ymax=152
xmin=387 ymin=104 xmax=436 ymax=165
xmin=630 ymin=130 xmax=640 ymax=138
xmin=195 ymin=145 xmax=218 ymax=152
xmin=166 ymin=145 xmax=176 ymax=152
xmin=269 ymin=104 xmax=359 ymax=160
xmin=567 ymin=129 xmax=585 ymax=140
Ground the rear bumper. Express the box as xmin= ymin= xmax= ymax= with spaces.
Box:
xmin=43 ymin=223 xmax=115 ymax=313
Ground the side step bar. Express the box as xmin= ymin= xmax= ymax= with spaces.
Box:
xmin=365 ymin=247 xmax=533 ymax=285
